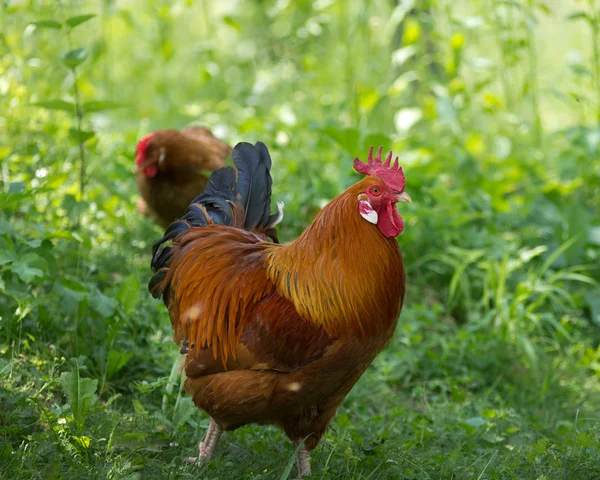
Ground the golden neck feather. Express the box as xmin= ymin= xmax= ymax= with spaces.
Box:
xmin=264 ymin=179 xmax=405 ymax=338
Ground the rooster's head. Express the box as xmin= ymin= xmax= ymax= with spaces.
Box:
xmin=353 ymin=146 xmax=411 ymax=238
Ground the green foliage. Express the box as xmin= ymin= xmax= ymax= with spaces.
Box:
xmin=1 ymin=0 xmax=600 ymax=479
xmin=59 ymin=360 xmax=99 ymax=432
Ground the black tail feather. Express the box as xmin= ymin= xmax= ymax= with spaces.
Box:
xmin=233 ymin=142 xmax=273 ymax=231
xmin=203 ymin=166 xmax=237 ymax=199
xmin=149 ymin=142 xmax=282 ymax=299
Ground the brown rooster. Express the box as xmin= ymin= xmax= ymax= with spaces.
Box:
xmin=148 ymin=142 xmax=411 ymax=478
xmin=135 ymin=126 xmax=232 ymax=228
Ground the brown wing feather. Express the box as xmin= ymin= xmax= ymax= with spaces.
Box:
xmin=161 ymin=223 xmax=335 ymax=374
xmin=240 ymin=292 xmax=333 ymax=371
xmin=163 ymin=225 xmax=274 ymax=364
xmin=183 ymin=291 xmax=334 ymax=379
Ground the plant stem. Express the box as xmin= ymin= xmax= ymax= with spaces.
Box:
xmin=525 ymin=4 xmax=542 ymax=147
xmin=102 ymin=0 xmax=111 ymax=92
xmin=589 ymin=0 xmax=600 ymax=122
xmin=491 ymin=0 xmax=512 ymax=111
xmin=340 ymin=1 xmax=358 ymax=125
xmin=72 ymin=67 xmax=86 ymax=201
xmin=64 ymin=25 xmax=86 ymax=203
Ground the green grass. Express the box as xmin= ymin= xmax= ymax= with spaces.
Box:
xmin=1 ymin=0 xmax=600 ymax=479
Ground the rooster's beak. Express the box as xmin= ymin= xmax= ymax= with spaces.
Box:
xmin=396 ymin=192 xmax=412 ymax=203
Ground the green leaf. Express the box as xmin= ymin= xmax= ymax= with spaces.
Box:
xmin=482 ymin=409 xmax=497 ymax=419
xmin=105 ymin=393 xmax=122 ymax=407
xmin=518 ymin=246 xmax=548 ymax=264
xmin=10 ymin=253 xmax=48 ymax=282
xmin=464 ymin=417 xmax=485 ymax=427
xmin=554 ymin=272 xmax=598 ymax=287
xmin=69 ymin=128 xmax=95 ymax=144
xmin=33 ymin=100 xmax=76 ymax=112
xmin=448 ymin=259 xmax=474 ymax=304
xmin=66 ymin=14 xmax=96 ymax=28
xmin=60 ymin=364 xmax=98 ymax=431
xmin=133 ymin=377 xmax=168 ymax=394
xmin=116 ymin=274 xmax=141 ymax=315
xmin=132 ymin=399 xmax=148 ymax=418
xmin=588 ymin=226 xmax=600 ymax=246
xmin=55 ymin=278 xmax=88 ymax=315
xmin=62 ymin=48 xmax=89 ymax=69
xmin=8 ymin=182 xmax=26 ymax=193
xmin=543 ymin=314 xmax=573 ymax=341
xmin=320 ymin=126 xmax=360 ymax=155
xmin=31 ymin=20 xmax=62 ymax=30
xmin=436 ymin=96 xmax=458 ymax=127
xmin=222 ymin=15 xmax=241 ymax=31
xmin=46 ymin=229 xmax=92 ymax=249
xmin=567 ymin=12 xmax=590 ymax=22
xmin=517 ymin=335 xmax=538 ymax=368
xmin=585 ymin=290 xmax=600 ymax=327
xmin=72 ymin=435 xmax=91 ymax=449
xmin=536 ymin=2 xmax=552 ymax=15
xmin=82 ymin=100 xmax=124 ymax=114
xmin=0 ymin=250 xmax=16 ymax=266
xmin=571 ymin=64 xmax=592 ymax=77
xmin=90 ymin=289 xmax=116 ymax=318
xmin=538 ymin=236 xmax=580 ymax=276
xmin=392 ymin=45 xmax=417 ymax=66
xmin=57 ymin=278 xmax=88 ymax=294
xmin=106 ymin=350 xmax=133 ymax=380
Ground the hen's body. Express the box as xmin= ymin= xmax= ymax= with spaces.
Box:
xmin=149 ymin=142 xmax=407 ymax=477
xmin=136 ymin=127 xmax=231 ymax=228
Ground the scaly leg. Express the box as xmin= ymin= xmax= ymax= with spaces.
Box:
xmin=294 ymin=444 xmax=311 ymax=480
xmin=185 ymin=418 xmax=222 ymax=465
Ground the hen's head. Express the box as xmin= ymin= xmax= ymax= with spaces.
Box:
xmin=135 ymin=133 xmax=164 ymax=178
xmin=353 ymin=147 xmax=411 ymax=238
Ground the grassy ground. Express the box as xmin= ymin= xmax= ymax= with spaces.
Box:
xmin=1 ymin=1 xmax=600 ymax=479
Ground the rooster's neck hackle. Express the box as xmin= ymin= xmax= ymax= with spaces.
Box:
xmin=265 ymin=178 xmax=405 ymax=339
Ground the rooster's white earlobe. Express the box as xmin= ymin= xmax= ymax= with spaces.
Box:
xmin=358 ymin=196 xmax=378 ymax=225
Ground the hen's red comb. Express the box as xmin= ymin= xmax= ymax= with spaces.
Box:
xmin=136 ymin=133 xmax=154 ymax=165
xmin=353 ymin=146 xmax=406 ymax=192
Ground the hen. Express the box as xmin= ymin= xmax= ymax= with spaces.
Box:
xmin=149 ymin=142 xmax=411 ymax=478
xmin=135 ymin=126 xmax=231 ymax=228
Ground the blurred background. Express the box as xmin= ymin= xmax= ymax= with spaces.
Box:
xmin=1 ymin=0 xmax=599 ymax=478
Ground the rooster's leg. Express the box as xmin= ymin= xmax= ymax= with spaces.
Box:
xmin=294 ymin=444 xmax=311 ymax=479
xmin=185 ymin=418 xmax=222 ymax=465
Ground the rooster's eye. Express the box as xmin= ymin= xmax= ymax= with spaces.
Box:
xmin=371 ymin=186 xmax=382 ymax=196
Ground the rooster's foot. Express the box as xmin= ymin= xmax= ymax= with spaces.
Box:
xmin=294 ymin=443 xmax=311 ymax=479
xmin=185 ymin=418 xmax=222 ymax=466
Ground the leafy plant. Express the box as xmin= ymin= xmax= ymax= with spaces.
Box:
xmin=59 ymin=359 xmax=99 ymax=432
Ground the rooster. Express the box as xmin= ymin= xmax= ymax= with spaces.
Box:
xmin=149 ymin=142 xmax=411 ymax=478
xmin=135 ymin=126 xmax=232 ymax=228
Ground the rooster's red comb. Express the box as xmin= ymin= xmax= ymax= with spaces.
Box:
xmin=353 ymin=146 xmax=406 ymax=192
